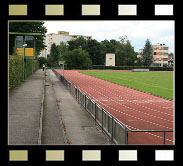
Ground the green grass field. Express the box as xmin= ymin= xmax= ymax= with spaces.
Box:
xmin=80 ymin=71 xmax=174 ymax=100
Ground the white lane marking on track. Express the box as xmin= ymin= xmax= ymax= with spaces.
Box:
xmin=60 ymin=71 xmax=173 ymax=130
xmin=77 ymin=73 xmax=173 ymax=114
xmin=88 ymin=76 xmax=173 ymax=109
xmin=127 ymin=124 xmax=174 ymax=143
xmin=92 ymin=79 xmax=173 ymax=115
xmin=73 ymin=80 xmax=173 ymax=130
xmin=85 ymin=82 xmax=173 ymax=123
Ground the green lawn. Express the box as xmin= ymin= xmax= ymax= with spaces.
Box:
xmin=80 ymin=71 xmax=174 ymax=100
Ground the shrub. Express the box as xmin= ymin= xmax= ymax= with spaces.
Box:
xmin=9 ymin=55 xmax=23 ymax=90
xmin=9 ymin=55 xmax=39 ymax=90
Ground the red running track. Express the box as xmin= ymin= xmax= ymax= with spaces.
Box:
xmin=56 ymin=70 xmax=174 ymax=145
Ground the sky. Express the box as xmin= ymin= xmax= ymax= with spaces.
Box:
xmin=44 ymin=21 xmax=174 ymax=53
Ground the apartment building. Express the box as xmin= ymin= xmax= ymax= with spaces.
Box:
xmin=39 ymin=31 xmax=92 ymax=58
xmin=152 ymin=43 xmax=169 ymax=67
xmin=138 ymin=43 xmax=169 ymax=67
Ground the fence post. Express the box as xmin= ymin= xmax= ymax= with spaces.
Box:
xmin=102 ymin=109 xmax=103 ymax=132
xmin=85 ymin=95 xmax=86 ymax=108
xmin=111 ymin=117 xmax=114 ymax=143
xmin=91 ymin=101 xmax=93 ymax=114
xmin=75 ymin=87 xmax=77 ymax=100
xmin=163 ymin=131 xmax=166 ymax=144
xmin=80 ymin=93 xmax=82 ymax=106
xmin=125 ymin=127 xmax=128 ymax=144
xmin=95 ymin=103 xmax=97 ymax=122
xmin=77 ymin=90 xmax=79 ymax=104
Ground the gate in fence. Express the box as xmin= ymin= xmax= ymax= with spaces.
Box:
xmin=52 ymin=69 xmax=174 ymax=145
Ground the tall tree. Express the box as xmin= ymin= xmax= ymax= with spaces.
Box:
xmin=68 ymin=36 xmax=87 ymax=50
xmin=9 ymin=21 xmax=47 ymax=55
xmin=50 ymin=43 xmax=59 ymax=61
xmin=57 ymin=42 xmax=69 ymax=61
xmin=115 ymin=36 xmax=136 ymax=66
xmin=101 ymin=40 xmax=115 ymax=53
xmin=86 ymin=39 xmax=105 ymax=65
xmin=142 ymin=39 xmax=153 ymax=66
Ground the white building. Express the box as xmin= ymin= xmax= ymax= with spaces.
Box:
xmin=152 ymin=43 xmax=169 ymax=67
xmin=39 ymin=31 xmax=92 ymax=58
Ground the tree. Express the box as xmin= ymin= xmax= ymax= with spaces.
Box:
xmin=86 ymin=39 xmax=105 ymax=65
xmin=115 ymin=36 xmax=137 ymax=66
xmin=63 ymin=49 xmax=92 ymax=68
xmin=125 ymin=41 xmax=137 ymax=66
xmin=119 ymin=35 xmax=128 ymax=44
xmin=57 ymin=42 xmax=69 ymax=61
xmin=101 ymin=40 xmax=115 ymax=53
xmin=50 ymin=43 xmax=59 ymax=61
xmin=142 ymin=39 xmax=153 ymax=66
xmin=9 ymin=21 xmax=47 ymax=55
xmin=68 ymin=36 xmax=88 ymax=50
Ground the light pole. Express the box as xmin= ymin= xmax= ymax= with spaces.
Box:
xmin=22 ymin=44 xmax=27 ymax=81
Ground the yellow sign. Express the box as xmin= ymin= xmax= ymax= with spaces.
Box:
xmin=16 ymin=48 xmax=23 ymax=56
xmin=25 ymin=48 xmax=34 ymax=57
xmin=16 ymin=48 xmax=34 ymax=57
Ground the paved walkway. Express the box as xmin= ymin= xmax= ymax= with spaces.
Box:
xmin=9 ymin=69 xmax=110 ymax=145
xmin=41 ymin=70 xmax=64 ymax=144
xmin=9 ymin=69 xmax=44 ymax=145
xmin=48 ymin=70 xmax=110 ymax=145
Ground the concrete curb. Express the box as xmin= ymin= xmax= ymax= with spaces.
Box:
xmin=38 ymin=70 xmax=46 ymax=145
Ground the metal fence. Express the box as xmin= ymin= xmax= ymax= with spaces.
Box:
xmin=53 ymin=69 xmax=173 ymax=145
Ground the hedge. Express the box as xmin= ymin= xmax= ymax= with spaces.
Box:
xmin=60 ymin=65 xmax=173 ymax=71
xmin=9 ymin=55 xmax=39 ymax=90
xmin=91 ymin=65 xmax=173 ymax=71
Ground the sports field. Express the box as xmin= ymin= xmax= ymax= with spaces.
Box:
xmin=80 ymin=71 xmax=173 ymax=100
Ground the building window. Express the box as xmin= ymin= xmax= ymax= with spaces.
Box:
xmin=154 ymin=52 xmax=156 ymax=55
xmin=159 ymin=52 xmax=161 ymax=55
xmin=164 ymin=47 xmax=168 ymax=50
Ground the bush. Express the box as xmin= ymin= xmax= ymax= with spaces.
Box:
xmin=9 ymin=55 xmax=39 ymax=90
xmin=9 ymin=55 xmax=23 ymax=90
xmin=24 ymin=58 xmax=39 ymax=79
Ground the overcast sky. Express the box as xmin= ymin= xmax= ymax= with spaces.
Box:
xmin=44 ymin=21 xmax=174 ymax=53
